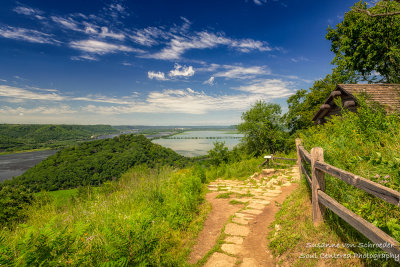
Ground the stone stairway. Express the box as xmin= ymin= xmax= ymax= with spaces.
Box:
xmin=203 ymin=166 xmax=300 ymax=267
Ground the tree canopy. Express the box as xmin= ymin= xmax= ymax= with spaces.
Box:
xmin=327 ymin=0 xmax=400 ymax=83
xmin=238 ymin=101 xmax=289 ymax=155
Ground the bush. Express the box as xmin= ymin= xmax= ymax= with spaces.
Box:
xmin=0 ymin=185 xmax=33 ymax=225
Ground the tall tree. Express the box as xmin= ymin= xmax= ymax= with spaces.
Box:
xmin=326 ymin=0 xmax=400 ymax=83
xmin=238 ymin=101 xmax=287 ymax=155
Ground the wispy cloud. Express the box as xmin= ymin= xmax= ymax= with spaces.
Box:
xmin=0 ymin=105 xmax=77 ymax=115
xmin=148 ymin=71 xmax=168 ymax=81
xmin=214 ymin=65 xmax=270 ymax=79
xmin=168 ymin=63 xmax=195 ymax=77
xmin=69 ymin=39 xmax=141 ymax=54
xmin=235 ymin=78 xmax=293 ymax=97
xmin=0 ymin=85 xmax=132 ymax=104
xmin=51 ymin=16 xmax=82 ymax=32
xmin=253 ymin=0 xmax=267 ymax=5
xmin=203 ymin=76 xmax=215 ymax=86
xmin=70 ymin=54 xmax=99 ymax=61
xmin=290 ymin=56 xmax=309 ymax=63
xmin=0 ymin=26 xmax=59 ymax=44
xmin=13 ymin=6 xmax=45 ymax=20
xmin=145 ymin=31 xmax=272 ymax=60
xmin=0 ymin=85 xmax=65 ymax=101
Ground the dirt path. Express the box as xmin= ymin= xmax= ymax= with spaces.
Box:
xmin=188 ymin=166 xmax=300 ymax=266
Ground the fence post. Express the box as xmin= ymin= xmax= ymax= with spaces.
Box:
xmin=311 ymin=147 xmax=325 ymax=225
xmin=295 ymin=139 xmax=302 ymax=177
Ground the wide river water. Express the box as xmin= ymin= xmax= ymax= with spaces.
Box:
xmin=152 ymin=130 xmax=243 ymax=157
xmin=0 ymin=150 xmax=57 ymax=182
xmin=0 ymin=130 xmax=242 ymax=181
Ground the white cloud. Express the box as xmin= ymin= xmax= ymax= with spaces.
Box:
xmin=231 ymin=39 xmax=272 ymax=52
xmin=0 ymin=85 xmax=65 ymax=101
xmin=130 ymin=27 xmax=168 ymax=46
xmin=168 ymin=63 xmax=195 ymax=77
xmin=148 ymin=71 xmax=168 ymax=81
xmin=71 ymin=54 xmax=99 ymax=61
xmin=290 ymin=56 xmax=309 ymax=63
xmin=203 ymin=76 xmax=215 ymax=85
xmin=0 ymin=105 xmax=76 ymax=115
xmin=121 ymin=62 xmax=132 ymax=66
xmin=69 ymin=39 xmax=141 ymax=54
xmin=0 ymin=85 xmax=133 ymax=104
xmin=235 ymin=78 xmax=293 ymax=97
xmin=253 ymin=0 xmax=267 ymax=5
xmin=81 ymin=84 xmax=292 ymax=115
xmin=215 ymin=65 xmax=270 ymax=79
xmin=145 ymin=31 xmax=272 ymax=60
xmin=51 ymin=16 xmax=81 ymax=32
xmin=0 ymin=26 xmax=58 ymax=44
xmin=99 ymin=27 xmax=125 ymax=40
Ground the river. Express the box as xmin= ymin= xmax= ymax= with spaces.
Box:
xmin=0 ymin=150 xmax=57 ymax=182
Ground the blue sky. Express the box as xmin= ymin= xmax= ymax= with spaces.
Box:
xmin=0 ymin=0 xmax=356 ymax=125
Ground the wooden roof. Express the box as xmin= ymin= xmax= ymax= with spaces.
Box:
xmin=312 ymin=84 xmax=400 ymax=122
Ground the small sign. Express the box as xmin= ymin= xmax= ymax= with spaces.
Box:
xmin=264 ymin=155 xmax=272 ymax=159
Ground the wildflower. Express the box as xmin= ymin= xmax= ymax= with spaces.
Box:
xmin=384 ymin=175 xmax=390 ymax=179
xmin=374 ymin=174 xmax=380 ymax=179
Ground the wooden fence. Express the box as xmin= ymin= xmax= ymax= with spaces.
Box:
xmin=295 ymin=139 xmax=400 ymax=261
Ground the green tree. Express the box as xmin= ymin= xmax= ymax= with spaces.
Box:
xmin=284 ymin=68 xmax=359 ymax=134
xmin=238 ymin=101 xmax=287 ymax=155
xmin=326 ymin=0 xmax=400 ymax=83
xmin=207 ymin=141 xmax=229 ymax=166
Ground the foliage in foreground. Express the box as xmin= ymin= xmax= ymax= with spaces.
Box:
xmin=300 ymin=100 xmax=400 ymax=253
xmin=2 ymin=134 xmax=189 ymax=192
xmin=268 ymin=179 xmax=399 ymax=267
xmin=0 ymin=165 xmax=206 ymax=266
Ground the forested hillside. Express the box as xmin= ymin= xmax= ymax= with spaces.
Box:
xmin=2 ymin=134 xmax=189 ymax=192
xmin=0 ymin=124 xmax=118 ymax=152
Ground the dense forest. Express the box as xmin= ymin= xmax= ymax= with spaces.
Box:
xmin=0 ymin=124 xmax=118 ymax=152
xmin=1 ymin=134 xmax=189 ymax=192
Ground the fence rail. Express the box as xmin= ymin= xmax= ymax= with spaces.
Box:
xmin=295 ymin=139 xmax=400 ymax=262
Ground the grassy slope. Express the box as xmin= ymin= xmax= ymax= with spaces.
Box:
xmin=268 ymin=178 xmax=399 ymax=266
xmin=0 ymin=166 xmax=208 ymax=266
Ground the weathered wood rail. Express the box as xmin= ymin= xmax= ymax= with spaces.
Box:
xmin=295 ymin=139 xmax=400 ymax=261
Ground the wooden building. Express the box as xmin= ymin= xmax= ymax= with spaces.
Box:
xmin=312 ymin=84 xmax=400 ymax=124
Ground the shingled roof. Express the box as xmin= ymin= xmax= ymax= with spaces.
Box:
xmin=339 ymin=84 xmax=400 ymax=112
xmin=312 ymin=84 xmax=400 ymax=123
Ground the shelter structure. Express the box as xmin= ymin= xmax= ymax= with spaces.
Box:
xmin=312 ymin=84 xmax=400 ymax=124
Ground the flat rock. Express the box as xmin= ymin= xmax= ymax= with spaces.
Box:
xmin=251 ymin=200 xmax=270 ymax=205
xmin=240 ymin=257 xmax=259 ymax=267
xmin=234 ymin=212 xmax=254 ymax=219
xmin=261 ymin=168 xmax=275 ymax=176
xmin=224 ymin=236 xmax=244 ymax=245
xmin=232 ymin=217 xmax=249 ymax=225
xmin=247 ymin=203 xmax=265 ymax=210
xmin=204 ymin=252 xmax=236 ymax=267
xmin=242 ymin=209 xmax=263 ymax=215
xmin=282 ymin=182 xmax=292 ymax=187
xmin=221 ymin=243 xmax=242 ymax=255
xmin=263 ymin=192 xmax=279 ymax=197
xmin=224 ymin=223 xmax=250 ymax=236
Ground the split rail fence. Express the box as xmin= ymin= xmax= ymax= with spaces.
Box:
xmin=295 ymin=139 xmax=400 ymax=262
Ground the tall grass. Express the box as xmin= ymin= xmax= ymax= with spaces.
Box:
xmin=0 ymin=165 xmax=206 ymax=266
xmin=300 ymin=100 xmax=400 ymax=264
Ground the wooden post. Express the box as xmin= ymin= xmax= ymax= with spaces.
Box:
xmin=295 ymin=139 xmax=302 ymax=177
xmin=311 ymin=147 xmax=325 ymax=225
